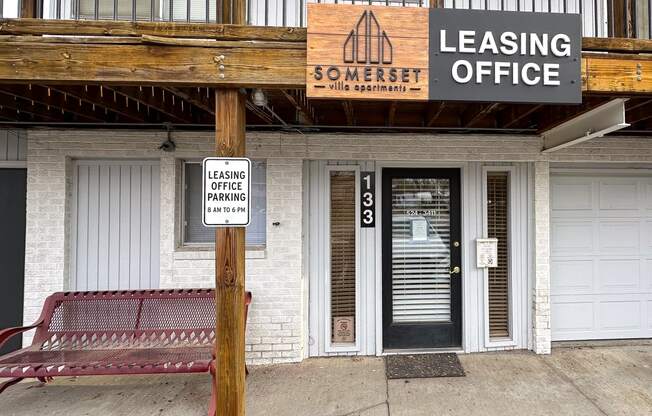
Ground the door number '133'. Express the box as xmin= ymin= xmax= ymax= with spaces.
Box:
xmin=360 ymin=172 xmax=375 ymax=228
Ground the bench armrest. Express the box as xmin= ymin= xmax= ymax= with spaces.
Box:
xmin=0 ymin=320 xmax=44 ymax=352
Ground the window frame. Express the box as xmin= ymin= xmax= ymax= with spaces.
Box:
xmin=180 ymin=159 xmax=267 ymax=250
xmin=324 ymin=165 xmax=361 ymax=353
xmin=481 ymin=166 xmax=518 ymax=348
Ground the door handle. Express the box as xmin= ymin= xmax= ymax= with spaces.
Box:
xmin=450 ymin=266 xmax=461 ymax=275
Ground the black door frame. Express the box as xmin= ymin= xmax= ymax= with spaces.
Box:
xmin=382 ymin=168 xmax=462 ymax=350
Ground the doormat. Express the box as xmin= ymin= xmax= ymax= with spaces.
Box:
xmin=385 ymin=353 xmax=465 ymax=379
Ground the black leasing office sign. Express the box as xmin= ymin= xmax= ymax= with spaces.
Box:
xmin=429 ymin=9 xmax=581 ymax=104
xmin=307 ymin=5 xmax=582 ymax=104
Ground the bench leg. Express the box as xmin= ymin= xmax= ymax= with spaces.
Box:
xmin=0 ymin=377 xmax=24 ymax=395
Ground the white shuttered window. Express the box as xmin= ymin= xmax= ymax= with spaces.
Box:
xmin=183 ymin=160 xmax=266 ymax=247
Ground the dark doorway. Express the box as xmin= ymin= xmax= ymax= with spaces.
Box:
xmin=0 ymin=168 xmax=27 ymax=355
xmin=382 ymin=168 xmax=462 ymax=350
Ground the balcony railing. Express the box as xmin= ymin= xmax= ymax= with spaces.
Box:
xmin=3 ymin=0 xmax=651 ymax=39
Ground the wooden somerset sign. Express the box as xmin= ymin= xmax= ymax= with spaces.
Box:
xmin=307 ymin=4 xmax=582 ymax=104
xmin=307 ymin=5 xmax=428 ymax=101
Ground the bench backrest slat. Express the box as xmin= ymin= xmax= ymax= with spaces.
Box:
xmin=32 ymin=289 xmax=250 ymax=351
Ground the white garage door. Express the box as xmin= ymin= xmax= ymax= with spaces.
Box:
xmin=551 ymin=173 xmax=652 ymax=341
xmin=71 ymin=160 xmax=160 ymax=291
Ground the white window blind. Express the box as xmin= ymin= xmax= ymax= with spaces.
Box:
xmin=329 ymin=171 xmax=356 ymax=344
xmin=391 ymin=178 xmax=452 ymax=323
xmin=487 ymin=172 xmax=510 ymax=338
xmin=183 ymin=160 xmax=266 ymax=247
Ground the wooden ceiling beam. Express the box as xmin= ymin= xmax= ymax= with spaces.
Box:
xmin=387 ymin=101 xmax=398 ymax=127
xmin=50 ymin=85 xmax=147 ymax=122
xmin=105 ymin=86 xmax=193 ymax=123
xmin=424 ymin=101 xmax=446 ymax=127
xmin=281 ymin=89 xmax=314 ymax=125
xmin=625 ymin=103 xmax=652 ymax=125
xmin=0 ymin=84 xmax=107 ymax=122
xmin=245 ymin=101 xmax=274 ymax=124
xmin=0 ymin=91 xmax=64 ymax=121
xmin=163 ymin=87 xmax=215 ymax=115
xmin=497 ymin=104 xmax=543 ymax=129
xmin=342 ymin=101 xmax=354 ymax=126
xmin=461 ymin=103 xmax=501 ymax=127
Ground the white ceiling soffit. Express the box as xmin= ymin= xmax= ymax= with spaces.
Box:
xmin=541 ymin=98 xmax=630 ymax=153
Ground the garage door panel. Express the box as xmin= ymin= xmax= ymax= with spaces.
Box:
xmin=551 ymin=173 xmax=652 ymax=341
xmin=598 ymin=301 xmax=641 ymax=331
xmin=598 ymin=181 xmax=639 ymax=210
xmin=551 ymin=259 xmax=594 ymax=295
xmin=598 ymin=259 xmax=640 ymax=292
xmin=551 ymin=301 xmax=594 ymax=334
xmin=551 ymin=180 xmax=593 ymax=211
xmin=551 ymin=221 xmax=594 ymax=254
xmin=598 ymin=221 xmax=640 ymax=253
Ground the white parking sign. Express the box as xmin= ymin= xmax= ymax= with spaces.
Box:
xmin=202 ymin=157 xmax=251 ymax=227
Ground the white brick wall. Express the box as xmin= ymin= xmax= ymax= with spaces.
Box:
xmin=22 ymin=129 xmax=652 ymax=362
xmin=23 ymin=130 xmax=304 ymax=365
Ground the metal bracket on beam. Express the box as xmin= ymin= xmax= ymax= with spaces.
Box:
xmin=541 ymin=98 xmax=630 ymax=153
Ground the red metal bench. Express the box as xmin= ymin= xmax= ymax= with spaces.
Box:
xmin=0 ymin=289 xmax=252 ymax=414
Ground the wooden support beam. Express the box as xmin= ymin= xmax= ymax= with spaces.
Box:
xmin=425 ymin=101 xmax=446 ymax=127
xmin=214 ymin=0 xmax=247 ymax=410
xmin=583 ymin=54 xmax=652 ymax=95
xmin=0 ymin=37 xmax=305 ymax=87
xmin=105 ymin=86 xmax=193 ymax=123
xmin=214 ymin=93 xmax=247 ymax=414
xmin=0 ymin=19 xmax=306 ymax=42
xmin=281 ymin=90 xmax=314 ymax=125
xmin=0 ymin=84 xmax=106 ymax=122
xmin=582 ymin=37 xmax=652 ymax=53
xmin=20 ymin=0 xmax=38 ymax=18
xmin=610 ymin=0 xmax=635 ymax=38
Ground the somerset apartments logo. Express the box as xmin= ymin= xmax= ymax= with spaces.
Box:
xmin=343 ymin=10 xmax=392 ymax=65
xmin=312 ymin=10 xmax=422 ymax=95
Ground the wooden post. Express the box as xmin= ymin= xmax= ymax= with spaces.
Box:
xmin=214 ymin=89 xmax=247 ymax=416
xmin=20 ymin=0 xmax=38 ymax=17
xmin=610 ymin=0 xmax=635 ymax=38
xmin=214 ymin=0 xmax=247 ymax=411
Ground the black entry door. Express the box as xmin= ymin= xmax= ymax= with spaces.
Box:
xmin=0 ymin=169 xmax=27 ymax=355
xmin=382 ymin=168 xmax=462 ymax=349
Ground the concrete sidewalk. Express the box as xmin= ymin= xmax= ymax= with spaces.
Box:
xmin=1 ymin=345 xmax=650 ymax=415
